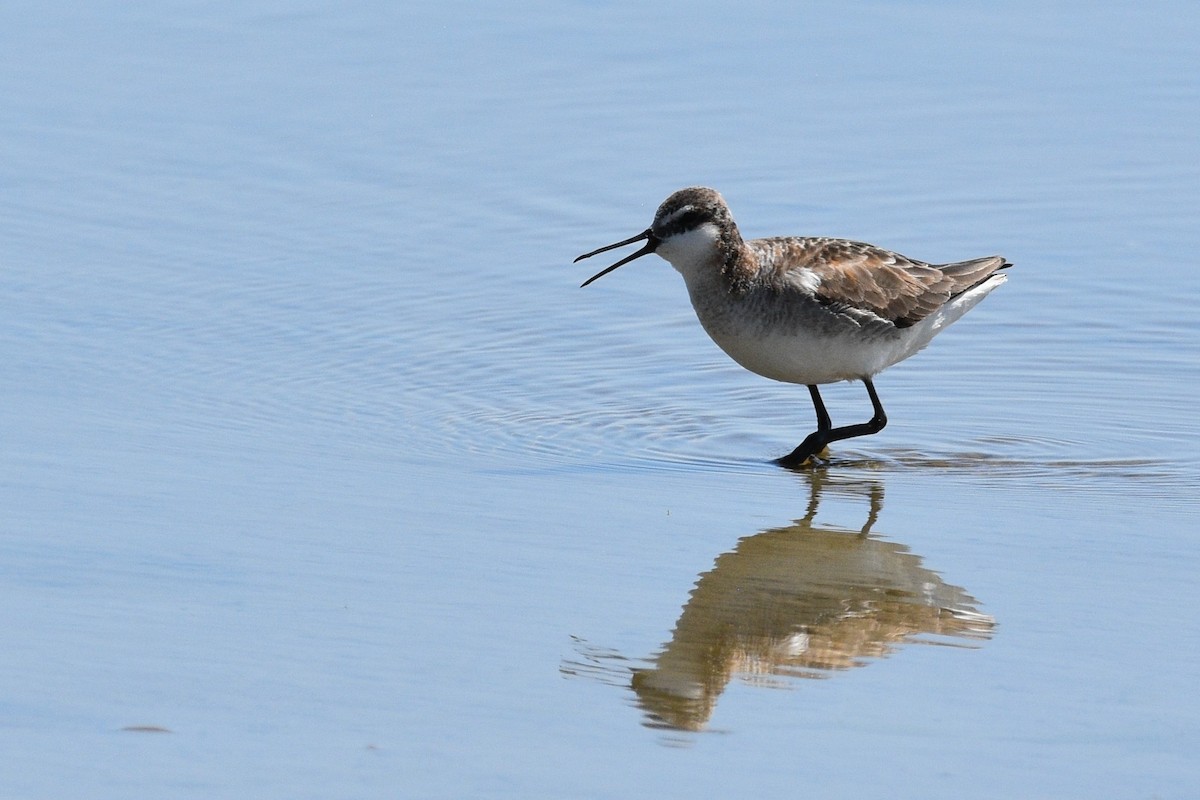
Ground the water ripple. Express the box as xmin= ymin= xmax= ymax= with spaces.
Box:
xmin=22 ymin=231 xmax=1193 ymax=512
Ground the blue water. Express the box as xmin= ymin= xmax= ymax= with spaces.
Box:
xmin=2 ymin=1 xmax=1198 ymax=797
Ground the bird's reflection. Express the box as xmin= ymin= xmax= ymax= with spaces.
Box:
xmin=564 ymin=473 xmax=994 ymax=732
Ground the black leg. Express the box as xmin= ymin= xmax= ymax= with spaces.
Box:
xmin=776 ymin=378 xmax=888 ymax=468
xmin=807 ymin=384 xmax=831 ymax=435
xmin=776 ymin=384 xmax=832 ymax=468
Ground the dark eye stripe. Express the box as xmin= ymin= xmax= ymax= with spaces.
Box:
xmin=659 ymin=209 xmax=708 ymax=237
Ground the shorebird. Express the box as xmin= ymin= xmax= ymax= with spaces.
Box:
xmin=574 ymin=187 xmax=1010 ymax=467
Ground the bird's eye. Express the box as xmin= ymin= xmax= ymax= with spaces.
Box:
xmin=665 ymin=209 xmax=705 ymax=234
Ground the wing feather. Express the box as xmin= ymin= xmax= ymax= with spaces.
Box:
xmin=750 ymin=237 xmax=1008 ymax=327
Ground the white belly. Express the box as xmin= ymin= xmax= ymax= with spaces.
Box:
xmin=685 ymin=274 xmax=1007 ymax=386
xmin=704 ymin=323 xmax=906 ymax=384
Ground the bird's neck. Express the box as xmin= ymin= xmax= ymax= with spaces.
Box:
xmin=720 ymin=238 xmax=759 ymax=294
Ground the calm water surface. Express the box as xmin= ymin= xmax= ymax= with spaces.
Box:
xmin=2 ymin=1 xmax=1198 ymax=797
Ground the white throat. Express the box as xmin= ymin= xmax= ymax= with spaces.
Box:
xmin=654 ymin=222 xmax=722 ymax=283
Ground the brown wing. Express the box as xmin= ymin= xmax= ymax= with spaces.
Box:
xmin=755 ymin=237 xmax=1008 ymax=327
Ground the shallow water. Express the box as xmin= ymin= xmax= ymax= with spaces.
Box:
xmin=2 ymin=0 xmax=1199 ymax=797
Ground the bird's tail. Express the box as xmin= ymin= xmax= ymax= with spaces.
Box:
xmin=940 ymin=255 xmax=1010 ymax=295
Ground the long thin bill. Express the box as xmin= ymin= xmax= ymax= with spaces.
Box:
xmin=575 ymin=229 xmax=658 ymax=288
xmin=574 ymin=229 xmax=652 ymax=263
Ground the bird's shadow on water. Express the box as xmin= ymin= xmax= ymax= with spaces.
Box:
xmin=560 ymin=471 xmax=996 ymax=739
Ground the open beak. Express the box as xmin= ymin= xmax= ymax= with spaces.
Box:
xmin=574 ymin=229 xmax=659 ymax=287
